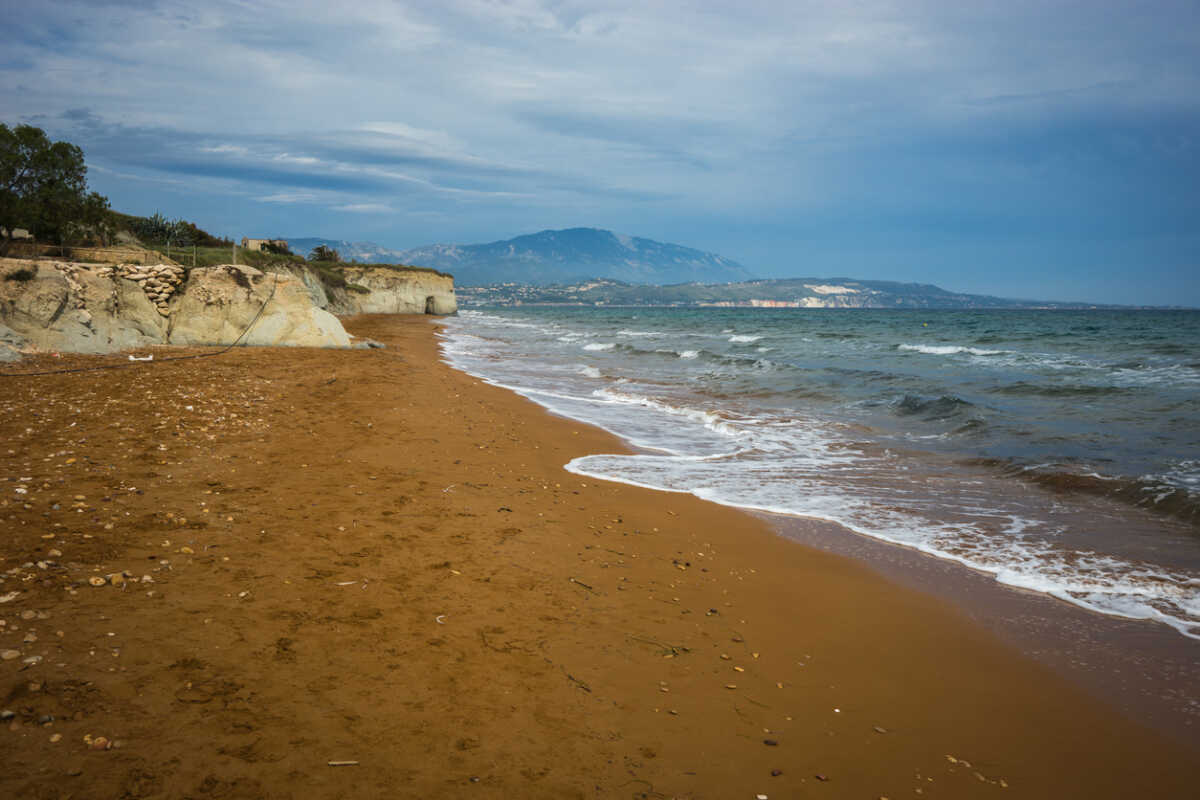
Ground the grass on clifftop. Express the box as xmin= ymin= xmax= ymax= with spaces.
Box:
xmin=169 ymin=246 xmax=450 ymax=282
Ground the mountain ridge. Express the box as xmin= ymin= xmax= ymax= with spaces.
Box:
xmin=291 ymin=228 xmax=755 ymax=286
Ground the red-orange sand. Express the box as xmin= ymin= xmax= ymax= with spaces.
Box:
xmin=0 ymin=315 xmax=1194 ymax=798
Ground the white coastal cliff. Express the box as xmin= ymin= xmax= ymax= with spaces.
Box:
xmin=0 ymin=258 xmax=456 ymax=359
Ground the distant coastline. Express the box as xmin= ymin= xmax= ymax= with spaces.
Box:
xmin=455 ymin=277 xmax=1194 ymax=310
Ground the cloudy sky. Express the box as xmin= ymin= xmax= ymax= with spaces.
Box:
xmin=3 ymin=0 xmax=1197 ymax=303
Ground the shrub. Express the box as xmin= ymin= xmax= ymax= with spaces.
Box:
xmin=3 ymin=267 xmax=36 ymax=282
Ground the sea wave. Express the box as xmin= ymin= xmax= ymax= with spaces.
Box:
xmin=890 ymin=394 xmax=976 ymax=421
xmin=968 ymin=458 xmax=1200 ymax=524
xmin=563 ymin=451 xmax=1200 ymax=641
xmin=583 ymin=342 xmax=616 ymax=351
xmin=729 ymin=334 xmax=763 ymax=343
xmin=899 ymin=343 xmax=1006 ymax=356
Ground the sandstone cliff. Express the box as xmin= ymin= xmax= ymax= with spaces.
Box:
xmin=0 ymin=258 xmax=457 ymax=359
xmin=0 ymin=261 xmax=325 ymax=358
xmin=280 ymin=264 xmax=457 ymax=316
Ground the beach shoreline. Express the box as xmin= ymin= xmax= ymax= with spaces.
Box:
xmin=0 ymin=314 xmax=1195 ymax=798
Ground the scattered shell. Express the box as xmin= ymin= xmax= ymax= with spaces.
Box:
xmin=89 ymin=736 xmax=111 ymax=751
xmin=88 ymin=577 xmax=107 ymax=587
xmin=50 ymin=733 xmax=62 ymax=743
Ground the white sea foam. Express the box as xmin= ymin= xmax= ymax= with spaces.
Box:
xmin=437 ymin=309 xmax=1200 ymax=642
xmin=899 ymin=344 xmax=1005 ymax=356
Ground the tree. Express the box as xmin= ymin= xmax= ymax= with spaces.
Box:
xmin=308 ymin=244 xmax=341 ymax=263
xmin=0 ymin=123 xmax=106 ymax=250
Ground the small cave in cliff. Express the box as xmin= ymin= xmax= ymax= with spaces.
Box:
xmin=424 ymin=296 xmax=435 ymax=314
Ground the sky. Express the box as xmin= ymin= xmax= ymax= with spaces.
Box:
xmin=2 ymin=0 xmax=1198 ymax=305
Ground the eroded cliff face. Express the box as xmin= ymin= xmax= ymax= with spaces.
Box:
xmin=0 ymin=260 xmax=351 ymax=358
xmin=0 ymin=258 xmax=457 ymax=359
xmin=336 ymin=266 xmax=457 ymax=315
xmin=281 ymin=264 xmax=457 ymax=316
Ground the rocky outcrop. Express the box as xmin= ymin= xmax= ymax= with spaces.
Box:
xmin=336 ymin=266 xmax=457 ymax=315
xmin=167 ymin=265 xmax=350 ymax=349
xmin=0 ymin=259 xmax=350 ymax=358
xmin=0 ymin=257 xmax=456 ymax=359
xmin=281 ymin=264 xmax=457 ymax=316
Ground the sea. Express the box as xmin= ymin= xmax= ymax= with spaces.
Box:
xmin=438 ymin=307 xmax=1200 ymax=642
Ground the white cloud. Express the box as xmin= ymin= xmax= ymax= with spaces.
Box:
xmin=334 ymin=203 xmax=393 ymax=213
xmin=256 ymin=192 xmax=317 ymax=204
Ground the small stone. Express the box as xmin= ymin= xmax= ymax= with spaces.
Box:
xmin=89 ymin=736 xmax=111 ymax=751
xmin=815 ymin=774 xmax=829 ymax=782
xmin=50 ymin=733 xmax=63 ymax=744
xmin=23 ymin=633 xmax=36 ymax=644
xmin=873 ymin=725 xmax=888 ymax=734
xmin=20 ymin=610 xmax=35 ymax=620
xmin=763 ymin=739 xmax=778 ymax=746
xmin=88 ymin=576 xmax=107 ymax=587
xmin=179 ymin=546 xmax=194 ymax=555
xmin=771 ymin=769 xmax=782 ymax=777
xmin=0 ymin=710 xmax=13 ymax=720
xmin=1 ymin=650 xmax=19 ymax=661
xmin=108 ymin=574 xmax=125 ymax=587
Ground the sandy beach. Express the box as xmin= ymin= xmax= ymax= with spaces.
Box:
xmin=1 ymin=314 xmax=1195 ymax=799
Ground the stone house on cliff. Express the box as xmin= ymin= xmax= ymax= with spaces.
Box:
xmin=240 ymin=238 xmax=289 ymax=252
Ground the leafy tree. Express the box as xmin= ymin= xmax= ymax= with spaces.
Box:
xmin=0 ymin=123 xmax=107 ymax=249
xmin=308 ymin=244 xmax=341 ymax=263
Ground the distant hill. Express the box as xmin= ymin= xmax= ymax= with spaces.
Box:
xmin=291 ymin=228 xmax=755 ymax=286
xmin=287 ymin=238 xmax=411 ymax=264
xmin=458 ymin=277 xmax=1115 ymax=310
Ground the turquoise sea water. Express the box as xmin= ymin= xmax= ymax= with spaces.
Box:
xmin=439 ymin=308 xmax=1200 ymax=640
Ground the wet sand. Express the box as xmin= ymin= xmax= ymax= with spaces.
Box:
xmin=0 ymin=314 xmax=1195 ymax=799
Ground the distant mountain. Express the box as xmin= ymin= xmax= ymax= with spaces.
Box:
xmin=287 ymin=238 xmax=411 ymax=264
xmin=292 ymin=228 xmax=752 ymax=286
xmin=458 ymin=277 xmax=1117 ymax=310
